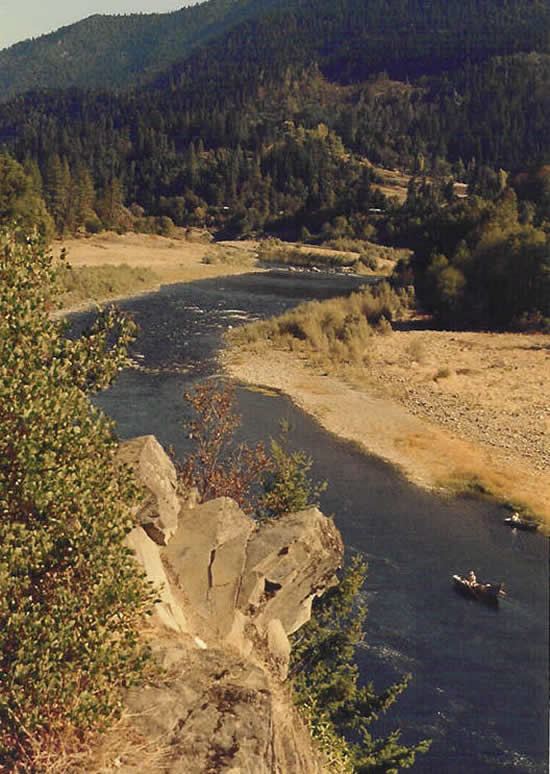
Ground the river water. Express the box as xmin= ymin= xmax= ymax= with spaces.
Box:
xmin=74 ymin=271 xmax=549 ymax=774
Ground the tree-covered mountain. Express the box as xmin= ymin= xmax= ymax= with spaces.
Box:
xmin=0 ymin=0 xmax=548 ymax=330
xmin=0 ymin=0 xmax=282 ymax=101
xmin=1 ymin=0 xmax=548 ymax=101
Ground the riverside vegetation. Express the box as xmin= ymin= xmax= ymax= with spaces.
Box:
xmin=0 ymin=232 xmax=429 ymax=771
xmin=0 ymin=228 xmax=156 ymax=768
xmin=229 ymin=282 xmax=408 ymax=370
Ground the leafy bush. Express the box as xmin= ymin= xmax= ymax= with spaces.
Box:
xmin=259 ymin=423 xmax=327 ymax=521
xmin=0 ymin=154 xmax=54 ymax=240
xmin=175 ymin=381 xmax=272 ymax=514
xmin=0 ymin=228 xmax=155 ymax=767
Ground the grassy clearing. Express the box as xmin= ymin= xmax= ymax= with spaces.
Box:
xmin=228 ymin=282 xmax=407 ymax=369
xmin=438 ymin=470 xmax=500 ymax=499
xmin=55 ymin=263 xmax=161 ymax=307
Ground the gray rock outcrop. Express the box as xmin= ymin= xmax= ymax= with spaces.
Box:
xmin=237 ymin=508 xmax=344 ymax=637
xmin=120 ymin=435 xmax=344 ymax=773
xmin=125 ymin=641 xmax=324 ymax=774
xmin=162 ymin=497 xmax=256 ymax=650
xmin=118 ymin=435 xmax=181 ymax=545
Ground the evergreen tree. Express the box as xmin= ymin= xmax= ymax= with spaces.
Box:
xmin=291 ymin=557 xmax=431 ymax=772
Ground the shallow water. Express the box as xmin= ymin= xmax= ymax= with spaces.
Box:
xmin=75 ymin=271 xmax=548 ymax=774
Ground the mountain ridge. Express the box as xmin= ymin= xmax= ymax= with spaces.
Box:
xmin=1 ymin=0 xmax=548 ymax=102
xmin=0 ymin=0 xmax=281 ymax=100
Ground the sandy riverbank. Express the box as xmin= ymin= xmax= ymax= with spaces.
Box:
xmin=223 ymin=337 xmax=550 ymax=530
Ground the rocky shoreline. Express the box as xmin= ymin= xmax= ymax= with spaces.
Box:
xmin=363 ymin=328 xmax=550 ymax=475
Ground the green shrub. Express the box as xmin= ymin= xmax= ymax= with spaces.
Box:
xmin=259 ymin=425 xmax=327 ymax=521
xmin=290 ymin=557 xmax=431 ymax=773
xmin=84 ymin=217 xmax=102 ymax=234
xmin=0 ymin=228 xmax=154 ymax=766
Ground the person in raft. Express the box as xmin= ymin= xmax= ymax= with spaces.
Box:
xmin=468 ymin=570 xmax=478 ymax=587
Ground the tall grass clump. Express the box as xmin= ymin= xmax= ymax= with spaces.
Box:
xmin=229 ymin=282 xmax=405 ymax=367
xmin=202 ymin=245 xmax=255 ymax=266
xmin=258 ymin=244 xmax=356 ymax=271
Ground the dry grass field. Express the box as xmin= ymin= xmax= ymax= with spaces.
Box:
xmin=55 ymin=231 xmax=262 ymax=311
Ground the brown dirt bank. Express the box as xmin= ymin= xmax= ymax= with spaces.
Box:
xmin=223 ymin=331 xmax=550 ymax=530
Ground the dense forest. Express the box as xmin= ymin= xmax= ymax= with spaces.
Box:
xmin=0 ymin=0 xmax=548 ymax=330
xmin=1 ymin=0 xmax=548 ymax=100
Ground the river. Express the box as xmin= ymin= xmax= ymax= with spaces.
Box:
xmin=73 ymin=271 xmax=549 ymax=774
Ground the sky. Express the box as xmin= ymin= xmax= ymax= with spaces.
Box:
xmin=0 ymin=0 xmax=197 ymax=51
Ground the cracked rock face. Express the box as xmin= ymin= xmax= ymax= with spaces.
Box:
xmin=237 ymin=507 xmax=344 ymax=637
xmin=118 ymin=435 xmax=181 ymax=545
xmin=162 ymin=497 xmax=256 ymax=646
xmin=126 ymin=643 xmax=323 ymax=774
xmin=161 ymin=498 xmax=343 ymax=674
xmin=122 ymin=436 xmax=344 ymax=774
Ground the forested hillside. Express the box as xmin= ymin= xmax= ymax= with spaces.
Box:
xmin=0 ymin=0 xmax=548 ymax=329
xmin=0 ymin=0 xmax=282 ymax=100
xmin=1 ymin=0 xmax=548 ymax=100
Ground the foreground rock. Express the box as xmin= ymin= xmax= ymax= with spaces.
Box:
xmin=118 ymin=435 xmax=181 ymax=545
xmin=116 ymin=437 xmax=343 ymax=773
xmin=125 ymin=641 xmax=323 ymax=774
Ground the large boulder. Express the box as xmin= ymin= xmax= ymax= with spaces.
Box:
xmin=237 ymin=507 xmax=344 ymax=636
xmin=118 ymin=435 xmax=181 ymax=545
xmin=125 ymin=641 xmax=324 ymax=774
xmin=162 ymin=497 xmax=256 ymax=655
xmin=160 ymin=499 xmax=343 ymax=676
